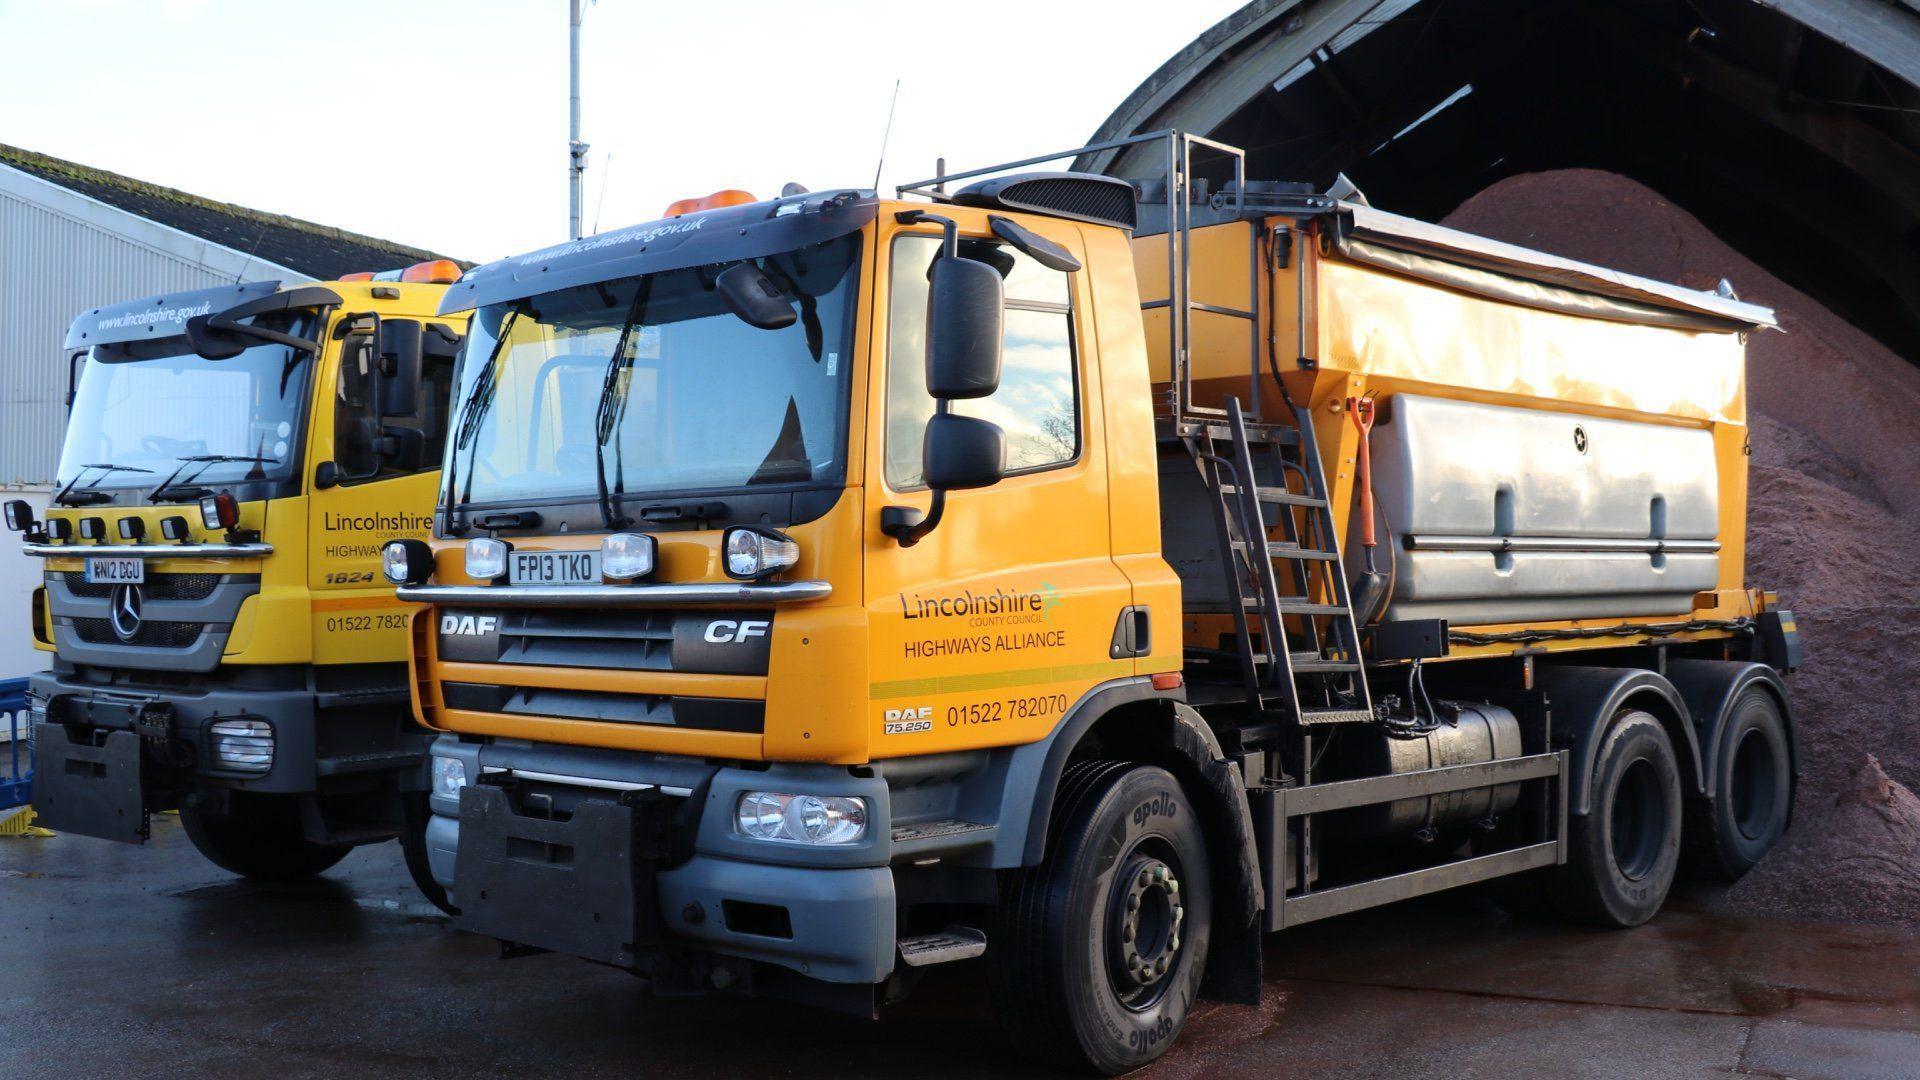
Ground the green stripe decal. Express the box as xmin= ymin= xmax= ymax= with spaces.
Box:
xmin=869 ymin=661 xmax=1127 ymax=700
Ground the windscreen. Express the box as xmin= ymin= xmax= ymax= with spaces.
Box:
xmin=446 ymin=234 xmax=859 ymax=511
xmin=56 ymin=313 xmax=314 ymax=493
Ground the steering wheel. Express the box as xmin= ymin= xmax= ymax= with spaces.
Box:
xmin=141 ymin=435 xmax=204 ymax=458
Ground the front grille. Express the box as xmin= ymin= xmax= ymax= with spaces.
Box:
xmin=58 ymin=572 xmax=225 ymax=601
xmin=71 ymin=618 xmax=206 ymax=649
xmin=442 ymin=681 xmax=763 ymax=733
xmin=436 ymin=607 xmax=773 ymax=675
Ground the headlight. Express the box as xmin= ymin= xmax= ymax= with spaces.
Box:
xmin=735 ymin=791 xmax=867 ymax=845
xmin=465 ymin=537 xmax=510 ymax=581
xmin=432 ymin=755 xmax=468 ymax=799
xmin=209 ymin=718 xmax=273 ymax=773
xmin=601 ymin=532 xmax=656 ymax=581
xmin=723 ymin=527 xmax=799 ymax=581
xmin=383 ymin=539 xmax=435 ymax=585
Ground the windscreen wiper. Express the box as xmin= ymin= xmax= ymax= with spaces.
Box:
xmin=147 ymin=455 xmax=275 ymax=503
xmin=54 ymin=463 xmax=156 ymax=506
xmin=591 ymin=279 xmax=654 ymax=530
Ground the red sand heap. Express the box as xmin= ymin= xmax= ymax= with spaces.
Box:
xmin=1442 ymin=170 xmax=1920 ymax=923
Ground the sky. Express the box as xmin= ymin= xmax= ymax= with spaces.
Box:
xmin=0 ymin=0 xmax=1240 ymax=264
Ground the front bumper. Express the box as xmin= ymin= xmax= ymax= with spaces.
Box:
xmin=431 ymin=738 xmax=905 ymax=987
xmin=30 ymin=665 xmax=425 ymax=844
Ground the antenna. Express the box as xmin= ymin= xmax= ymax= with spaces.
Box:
xmin=872 ymin=79 xmax=902 ymax=192
xmin=233 ymin=215 xmax=270 ymax=284
xmin=592 ymin=152 xmax=613 ymax=235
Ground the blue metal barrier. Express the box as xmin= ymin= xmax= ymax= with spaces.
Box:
xmin=0 ymin=677 xmax=30 ymax=810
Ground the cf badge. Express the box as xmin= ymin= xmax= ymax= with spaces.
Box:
xmin=109 ymin=583 xmax=144 ymax=642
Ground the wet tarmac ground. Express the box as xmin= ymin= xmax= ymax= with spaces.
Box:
xmin=2 ymin=816 xmax=1917 ymax=1079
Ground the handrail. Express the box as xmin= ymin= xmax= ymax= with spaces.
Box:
xmin=23 ymin=541 xmax=273 ymax=559
xmin=898 ymin=129 xmax=1252 ymax=432
xmin=397 ymin=580 xmax=832 ymax=609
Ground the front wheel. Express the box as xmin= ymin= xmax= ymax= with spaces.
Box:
xmin=179 ymin=792 xmax=352 ymax=882
xmin=991 ymin=762 xmax=1212 ymax=1074
xmin=1552 ymin=711 xmax=1683 ymax=927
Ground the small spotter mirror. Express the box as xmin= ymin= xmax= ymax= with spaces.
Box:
xmin=183 ymin=314 xmax=248 ymax=360
xmin=988 ymin=216 xmax=1081 ymax=273
xmin=716 ymin=263 xmax=798 ymax=330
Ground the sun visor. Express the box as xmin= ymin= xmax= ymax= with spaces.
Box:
xmin=440 ymin=190 xmax=879 ymax=316
xmin=1330 ymin=204 xmax=1778 ymax=333
xmin=65 ymin=281 xmax=283 ymax=351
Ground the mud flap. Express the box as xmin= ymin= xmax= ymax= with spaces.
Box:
xmin=32 ymin=722 xmax=148 ymax=843
xmin=453 ymin=782 xmax=671 ymax=969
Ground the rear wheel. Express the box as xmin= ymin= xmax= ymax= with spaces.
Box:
xmin=179 ymin=791 xmax=352 ymax=882
xmin=1552 ymin=710 xmax=1682 ymax=927
xmin=1684 ymin=688 xmax=1791 ymax=881
xmin=991 ymin=762 xmax=1213 ymax=1075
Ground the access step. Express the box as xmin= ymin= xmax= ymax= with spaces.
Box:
xmin=1299 ymin=708 xmax=1375 ymax=725
xmin=1234 ymin=539 xmax=1339 ymax=561
xmin=897 ymin=925 xmax=988 ymax=967
xmin=1219 ymin=484 xmax=1326 ymax=507
xmin=1243 ymin=598 xmax=1350 ymax=615
xmin=1288 ymin=657 xmax=1363 ymax=673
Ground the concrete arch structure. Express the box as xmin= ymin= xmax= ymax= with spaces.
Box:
xmin=1078 ymin=0 xmax=1920 ymax=359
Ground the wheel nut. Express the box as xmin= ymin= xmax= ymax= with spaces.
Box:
xmin=1127 ymin=893 xmax=1140 ymax=912
xmin=1123 ymin=924 xmax=1134 ymax=943
xmin=1139 ymin=869 xmax=1152 ymax=887
xmin=1155 ymin=957 xmax=1168 ymax=976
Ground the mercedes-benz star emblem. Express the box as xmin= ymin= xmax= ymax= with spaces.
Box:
xmin=109 ymin=583 xmax=143 ymax=642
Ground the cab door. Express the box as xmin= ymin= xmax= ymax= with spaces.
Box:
xmin=306 ymin=313 xmax=456 ymax=665
xmin=864 ymin=216 xmax=1137 ymax=759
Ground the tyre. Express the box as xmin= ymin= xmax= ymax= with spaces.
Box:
xmin=1684 ymin=687 xmax=1791 ymax=881
xmin=398 ymin=792 xmax=457 ymax=914
xmin=1552 ymin=710 xmax=1682 ymax=927
xmin=991 ymin=762 xmax=1212 ymax=1075
xmin=179 ymin=791 xmax=352 ymax=882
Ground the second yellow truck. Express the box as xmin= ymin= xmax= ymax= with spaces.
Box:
xmin=17 ymin=265 xmax=467 ymax=906
xmin=386 ymin=132 xmax=1799 ymax=1071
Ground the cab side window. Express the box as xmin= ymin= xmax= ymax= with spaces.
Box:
xmin=885 ymin=234 xmax=1079 ymax=490
xmin=334 ymin=320 xmax=455 ymax=483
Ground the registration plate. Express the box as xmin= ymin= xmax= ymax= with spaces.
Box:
xmin=85 ymin=557 xmax=144 ymax=584
xmin=508 ymin=550 xmax=601 ymax=586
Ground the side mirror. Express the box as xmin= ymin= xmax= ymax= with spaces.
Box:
xmin=922 ymin=413 xmax=1005 ymax=491
xmin=377 ymin=426 xmax=426 ymax=472
xmin=716 ymin=262 xmax=798 ymax=330
xmin=926 ymin=255 xmax=1004 ymax=399
xmin=377 ymin=319 xmax=423 ymax=418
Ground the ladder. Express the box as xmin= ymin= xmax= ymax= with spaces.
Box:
xmin=1185 ymin=397 xmax=1373 ymax=726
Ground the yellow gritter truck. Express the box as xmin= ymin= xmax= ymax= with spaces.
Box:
xmin=387 ymin=132 xmax=1800 ymax=1071
xmin=13 ymin=266 xmax=468 ymax=907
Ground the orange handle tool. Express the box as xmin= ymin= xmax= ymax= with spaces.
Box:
xmin=1347 ymin=396 xmax=1377 ymax=549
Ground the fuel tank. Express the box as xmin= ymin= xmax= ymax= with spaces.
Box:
xmin=1330 ymin=702 xmax=1524 ymax=839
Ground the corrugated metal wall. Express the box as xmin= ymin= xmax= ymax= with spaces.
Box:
xmin=0 ymin=189 xmax=247 ymax=487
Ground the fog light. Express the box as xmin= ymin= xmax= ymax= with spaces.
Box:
xmin=209 ymin=718 xmax=273 ymax=773
xmin=383 ymin=539 xmax=435 ymax=585
xmin=117 ymin=517 xmax=145 ymax=541
xmin=159 ymin=516 xmax=190 ymax=542
xmin=432 ymin=755 xmax=468 ymax=799
xmin=43 ymin=518 xmax=71 ymax=542
xmin=465 ymin=537 xmax=510 ymax=581
xmin=77 ymin=517 xmax=105 ymax=541
xmin=735 ymin=791 xmax=867 ymax=845
xmin=199 ymin=492 xmax=238 ymax=531
xmin=723 ymin=527 xmax=798 ymax=580
xmin=601 ymin=532 xmax=656 ymax=581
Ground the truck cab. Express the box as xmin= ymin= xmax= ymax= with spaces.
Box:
xmin=394 ymin=138 xmax=1798 ymax=1073
xmin=19 ymin=270 xmax=467 ymax=902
